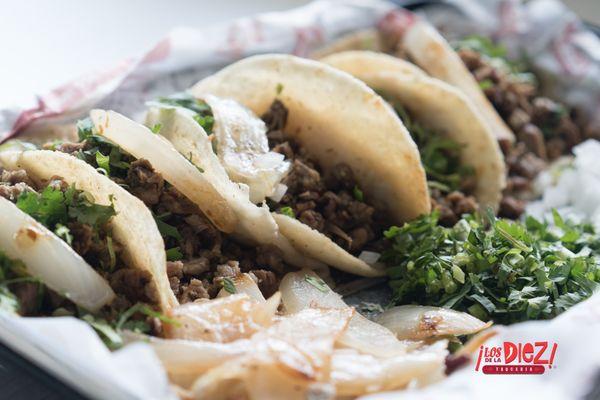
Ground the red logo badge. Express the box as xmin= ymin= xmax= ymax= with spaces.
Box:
xmin=475 ymin=341 xmax=558 ymax=374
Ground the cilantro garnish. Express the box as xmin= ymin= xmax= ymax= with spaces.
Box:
xmin=353 ymin=185 xmax=364 ymax=202
xmin=221 ymin=277 xmax=237 ymax=294
xmin=305 ymin=274 xmax=329 ymax=293
xmin=157 ymin=93 xmax=215 ymax=134
xmin=279 ymin=206 xmax=295 ymax=219
xmin=74 ymin=118 xmax=133 ymax=180
xmin=392 ymin=104 xmax=473 ymax=193
xmin=150 ymin=123 xmax=162 ymax=134
xmin=453 ymin=35 xmax=537 ymax=86
xmin=83 ymin=302 xmax=180 ymax=350
xmin=154 ymin=215 xmax=182 ymax=241
xmin=16 ymin=185 xmax=115 ymax=230
xmin=166 ymin=247 xmax=183 ymax=261
xmin=383 ymin=210 xmax=600 ymax=324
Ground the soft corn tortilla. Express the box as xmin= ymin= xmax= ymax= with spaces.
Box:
xmin=312 ymin=24 xmax=514 ymax=142
xmin=145 ymin=106 xmax=322 ymax=269
xmin=321 ymin=51 xmax=506 ymax=210
xmin=0 ymin=150 xmax=178 ymax=311
xmin=190 ymin=54 xmax=430 ymax=277
xmin=401 ymin=21 xmax=514 ymax=142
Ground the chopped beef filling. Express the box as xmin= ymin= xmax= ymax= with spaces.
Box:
xmin=55 ymin=139 xmax=285 ymax=303
xmin=263 ymin=100 xmax=389 ymax=253
xmin=121 ymin=159 xmax=282 ymax=302
xmin=0 ymin=167 xmax=155 ymax=314
xmin=457 ymin=48 xmax=596 ymax=218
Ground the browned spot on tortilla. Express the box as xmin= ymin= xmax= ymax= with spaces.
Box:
xmin=419 ymin=314 xmax=443 ymax=335
xmin=15 ymin=226 xmax=41 ymax=248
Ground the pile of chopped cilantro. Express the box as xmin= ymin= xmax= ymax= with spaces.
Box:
xmin=452 ymin=35 xmax=537 ymax=87
xmin=392 ymin=104 xmax=473 ymax=193
xmin=157 ymin=93 xmax=215 ymax=134
xmin=382 ymin=210 xmax=600 ymax=324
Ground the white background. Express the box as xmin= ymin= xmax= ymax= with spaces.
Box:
xmin=0 ymin=0 xmax=597 ymax=108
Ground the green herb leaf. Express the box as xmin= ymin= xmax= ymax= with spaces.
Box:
xmin=391 ymin=104 xmax=473 ymax=192
xmin=154 ymin=217 xmax=182 ymax=241
xmin=166 ymin=247 xmax=183 ymax=261
xmin=82 ymin=314 xmax=123 ymax=350
xmin=353 ymin=185 xmax=364 ymax=202
xmin=95 ymin=151 xmax=111 ymax=175
xmin=276 ymin=83 xmax=284 ymax=95
xmin=478 ymin=79 xmax=494 ymax=90
xmin=150 ymin=123 xmax=162 ymax=134
xmin=280 ymin=206 xmax=295 ymax=219
xmin=157 ymin=93 xmax=215 ymax=134
xmin=305 ymin=274 xmax=329 ymax=293
xmin=222 ymin=277 xmax=237 ymax=294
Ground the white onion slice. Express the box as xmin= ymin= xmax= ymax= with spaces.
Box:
xmin=0 ymin=197 xmax=115 ymax=312
xmin=217 ymin=273 xmax=266 ymax=302
xmin=190 ymin=307 xmax=350 ymax=400
xmin=164 ymin=292 xmax=281 ymax=342
xmin=122 ymin=331 xmax=253 ymax=389
xmin=202 ymin=95 xmax=290 ymax=203
xmin=267 ymin=183 xmax=288 ymax=203
xmin=280 ymin=270 xmax=407 ymax=357
xmin=90 ymin=109 xmax=237 ymax=234
xmin=331 ymin=340 xmax=447 ymax=396
xmin=358 ymin=250 xmax=381 ymax=264
xmin=376 ymin=305 xmax=492 ymax=340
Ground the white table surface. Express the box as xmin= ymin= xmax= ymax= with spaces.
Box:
xmin=0 ymin=0 xmax=597 ymax=109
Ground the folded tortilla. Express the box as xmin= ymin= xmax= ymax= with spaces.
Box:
xmin=321 ymin=51 xmax=506 ymax=210
xmin=312 ymin=23 xmax=514 ymax=142
xmin=188 ymin=54 xmax=431 ymax=277
xmin=0 ymin=150 xmax=177 ymax=312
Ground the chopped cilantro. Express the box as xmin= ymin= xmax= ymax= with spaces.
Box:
xmin=392 ymin=103 xmax=473 ymax=193
xmin=0 ymin=252 xmax=44 ymax=315
xmin=305 ymin=274 xmax=329 ymax=293
xmin=16 ymin=185 xmax=117 ymax=265
xmin=478 ymin=79 xmax=494 ymax=90
xmin=353 ymin=185 xmax=364 ymax=202
xmin=95 ymin=151 xmax=111 ymax=175
xmin=82 ymin=314 xmax=123 ymax=350
xmin=222 ymin=277 xmax=237 ymax=294
xmin=279 ymin=206 xmax=295 ymax=219
xmin=74 ymin=118 xmax=133 ymax=180
xmin=453 ymin=35 xmax=538 ymax=86
xmin=150 ymin=123 xmax=162 ymax=134
xmin=382 ymin=210 xmax=600 ymax=324
xmin=157 ymin=93 xmax=215 ymax=134
xmin=166 ymin=247 xmax=183 ymax=261
xmin=154 ymin=216 xmax=182 ymax=242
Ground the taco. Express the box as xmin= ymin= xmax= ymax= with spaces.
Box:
xmin=311 ymin=23 xmax=515 ymax=143
xmin=0 ymin=150 xmax=176 ymax=318
xmin=48 ymin=109 xmax=321 ymax=304
xmin=169 ymin=54 xmax=431 ymax=276
xmin=321 ymin=51 xmax=505 ymax=225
